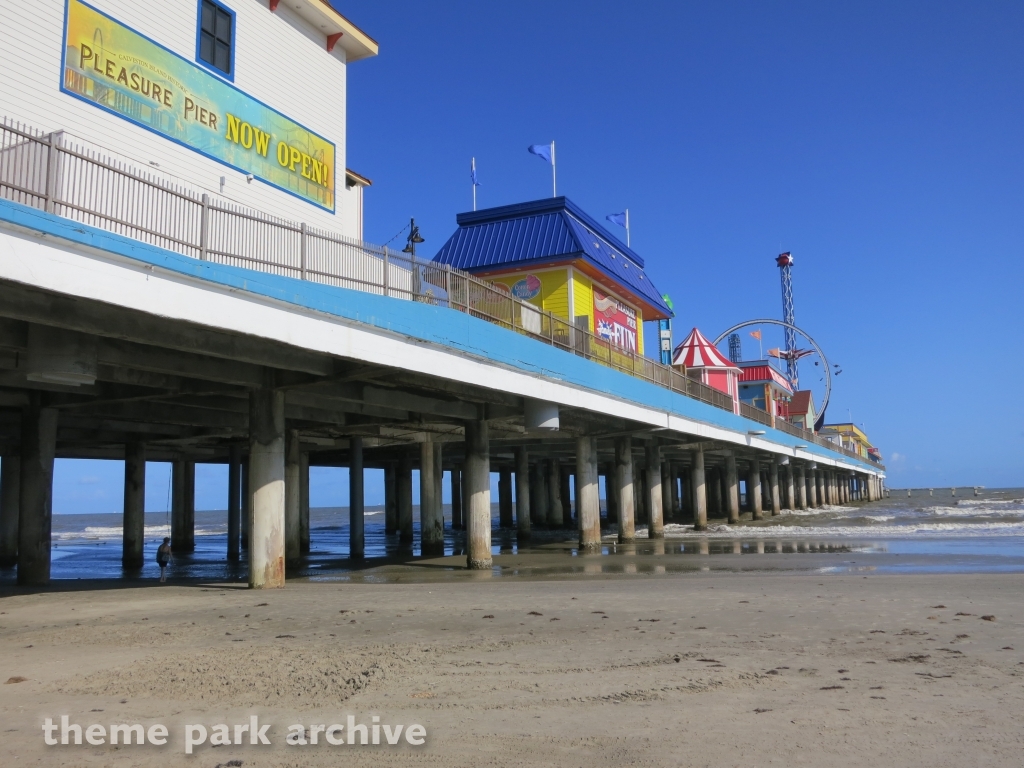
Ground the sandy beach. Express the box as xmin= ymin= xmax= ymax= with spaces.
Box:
xmin=1 ymin=559 xmax=1022 ymax=767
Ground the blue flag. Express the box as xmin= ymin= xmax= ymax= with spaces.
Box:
xmin=528 ymin=143 xmax=552 ymax=163
xmin=471 ymin=166 xmax=480 ymax=186
xmin=606 ymin=212 xmax=627 ymax=228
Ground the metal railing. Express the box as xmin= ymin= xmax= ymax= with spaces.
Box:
xmin=0 ymin=117 xmax=875 ymax=466
xmin=739 ymin=402 xmax=774 ymax=428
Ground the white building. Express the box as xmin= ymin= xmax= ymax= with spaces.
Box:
xmin=0 ymin=0 xmax=377 ymax=238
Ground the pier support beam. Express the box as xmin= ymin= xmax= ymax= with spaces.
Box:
xmin=465 ymin=419 xmax=491 ymax=569
xmin=227 ymin=444 xmax=241 ymax=561
xmin=661 ymin=460 xmax=674 ymax=524
xmin=707 ymin=468 xmax=721 ymax=517
xmin=241 ymin=456 xmax=250 ymax=552
xmin=770 ymin=456 xmax=781 ymax=516
xmin=576 ymin=436 xmax=601 ymax=549
xmin=605 ymin=462 xmax=619 ymax=526
xmin=535 ymin=463 xmax=549 ymax=527
xmin=385 ymin=463 xmax=398 ymax=534
xmin=0 ymin=453 xmax=19 ymax=567
xmin=808 ymin=468 xmax=818 ymax=508
xmin=668 ymin=463 xmax=680 ymax=520
xmin=171 ymin=459 xmax=195 ymax=554
xmin=691 ymin=447 xmax=708 ymax=531
xmin=784 ymin=463 xmax=794 ymax=510
xmin=548 ymin=459 xmax=563 ymax=528
xmin=749 ymin=458 xmax=763 ymax=520
xmin=498 ymin=466 xmax=514 ymax=529
xmin=285 ymin=428 xmax=301 ymax=568
xmin=561 ymin=465 xmax=573 ymax=526
xmin=797 ymin=465 xmax=807 ymax=509
xmin=816 ymin=470 xmax=826 ymax=508
xmin=514 ymin=447 xmax=531 ymax=539
xmin=398 ymin=456 xmax=413 ymax=544
xmin=300 ymin=451 xmax=310 ymax=554
xmin=614 ymin=437 xmax=635 ymax=542
xmin=725 ymin=455 xmax=740 ymax=524
xmin=449 ymin=464 xmax=462 ymax=530
xmin=420 ymin=437 xmax=443 ymax=554
xmin=121 ymin=441 xmax=146 ymax=569
xmin=17 ymin=395 xmax=58 ymax=586
xmin=646 ymin=444 xmax=664 ymax=538
xmin=349 ymin=436 xmax=364 ymax=559
xmin=248 ymin=385 xmax=286 ymax=589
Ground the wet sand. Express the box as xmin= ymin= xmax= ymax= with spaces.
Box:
xmin=1 ymin=563 xmax=1022 ymax=767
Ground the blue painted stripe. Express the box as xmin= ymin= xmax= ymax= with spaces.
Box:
xmin=0 ymin=197 xmax=878 ymax=471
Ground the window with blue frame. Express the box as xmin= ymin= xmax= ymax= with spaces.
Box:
xmin=197 ymin=0 xmax=234 ymax=78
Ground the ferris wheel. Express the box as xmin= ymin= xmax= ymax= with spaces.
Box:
xmin=713 ymin=319 xmax=835 ymax=431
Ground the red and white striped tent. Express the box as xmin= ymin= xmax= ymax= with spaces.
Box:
xmin=672 ymin=327 xmax=741 ymax=413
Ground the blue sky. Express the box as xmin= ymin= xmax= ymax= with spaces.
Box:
xmin=36 ymin=1 xmax=1024 ymax=513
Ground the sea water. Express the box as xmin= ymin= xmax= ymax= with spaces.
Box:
xmin=3 ymin=489 xmax=1023 ymax=582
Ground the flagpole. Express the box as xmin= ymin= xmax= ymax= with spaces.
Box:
xmin=625 ymin=208 xmax=630 ymax=248
xmin=551 ymin=141 xmax=556 ymax=197
xmin=471 ymin=157 xmax=477 ymax=211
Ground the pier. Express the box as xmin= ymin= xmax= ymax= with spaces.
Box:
xmin=0 ymin=121 xmax=884 ymax=586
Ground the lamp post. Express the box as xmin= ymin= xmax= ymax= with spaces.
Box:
xmin=402 ymin=218 xmax=425 ymax=297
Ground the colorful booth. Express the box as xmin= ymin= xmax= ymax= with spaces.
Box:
xmin=432 ymin=197 xmax=673 ymax=356
xmin=737 ymin=360 xmax=794 ymax=422
xmin=671 ymin=327 xmax=741 ymax=413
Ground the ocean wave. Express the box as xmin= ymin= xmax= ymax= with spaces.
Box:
xmin=55 ymin=524 xmax=223 ymax=541
xmin=954 ymin=498 xmax=1023 ymax=507
xmin=926 ymin=505 xmax=1024 ymax=518
xmin=660 ymin=521 xmax=1024 ymax=538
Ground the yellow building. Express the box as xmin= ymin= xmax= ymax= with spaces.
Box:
xmin=432 ymin=197 xmax=673 ymax=357
xmin=820 ymin=423 xmax=880 ymax=462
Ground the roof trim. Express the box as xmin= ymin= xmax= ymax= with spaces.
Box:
xmin=274 ymin=1 xmax=379 ymax=62
xmin=344 ymin=168 xmax=372 ymax=187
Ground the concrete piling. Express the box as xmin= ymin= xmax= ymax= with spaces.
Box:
xmin=560 ymin=465 xmax=573 ymax=526
xmin=285 ymin=428 xmax=301 ymax=567
xmin=646 ymin=443 xmax=664 ymax=538
xmin=498 ymin=466 xmax=514 ymax=528
xmin=0 ymin=453 xmax=20 ymax=567
xmin=548 ymin=458 xmax=563 ymax=527
xmin=17 ymin=394 xmax=58 ymax=586
xmin=171 ymin=458 xmax=195 ymax=554
xmin=419 ymin=437 xmax=443 ymax=555
xmin=349 ymin=436 xmax=364 ymax=559
xmin=749 ymin=457 xmax=763 ymax=520
xmin=121 ymin=441 xmax=146 ymax=569
xmin=784 ymin=463 xmax=794 ymax=510
xmin=770 ymin=456 xmax=781 ymax=516
xmin=576 ymin=436 xmax=601 ymax=549
xmin=299 ymin=451 xmax=310 ymax=554
xmin=248 ymin=386 xmax=286 ymax=589
xmin=691 ymin=447 xmax=707 ymax=531
xmin=614 ymin=437 xmax=635 ymax=542
xmin=398 ymin=456 xmax=413 ymax=544
xmin=514 ymin=447 xmax=531 ymax=539
xmin=241 ymin=456 xmax=250 ymax=552
xmin=227 ymin=444 xmax=241 ymax=561
xmin=385 ymin=463 xmax=398 ymax=534
xmin=725 ymin=454 xmax=740 ymax=524
xmin=605 ymin=462 xmax=620 ymax=526
xmin=465 ymin=419 xmax=492 ymax=569
xmin=449 ymin=464 xmax=462 ymax=530
xmin=796 ymin=465 xmax=807 ymax=509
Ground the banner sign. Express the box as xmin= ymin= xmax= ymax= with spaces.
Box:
xmin=61 ymin=0 xmax=336 ymax=211
xmin=594 ymin=288 xmax=638 ymax=352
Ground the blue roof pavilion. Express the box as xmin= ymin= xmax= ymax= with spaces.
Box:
xmin=432 ymin=197 xmax=673 ymax=321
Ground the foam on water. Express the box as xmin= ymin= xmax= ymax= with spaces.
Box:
xmin=654 ymin=490 xmax=1024 ymax=538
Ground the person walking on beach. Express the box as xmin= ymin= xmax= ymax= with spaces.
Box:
xmin=157 ymin=537 xmax=173 ymax=583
